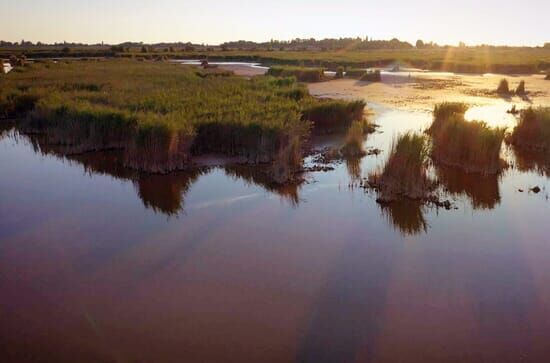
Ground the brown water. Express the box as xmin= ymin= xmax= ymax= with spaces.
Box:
xmin=1 ymin=104 xmax=550 ymax=363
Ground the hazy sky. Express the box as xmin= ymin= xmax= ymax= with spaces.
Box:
xmin=2 ymin=0 xmax=549 ymax=46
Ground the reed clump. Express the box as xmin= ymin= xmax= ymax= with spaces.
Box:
xmin=428 ymin=103 xmax=506 ymax=174
xmin=369 ymin=132 xmax=434 ymax=202
xmin=496 ymin=78 xmax=510 ymax=94
xmin=267 ymin=66 xmax=325 ymax=82
xmin=302 ymin=99 xmax=366 ymax=133
xmin=508 ymin=107 xmax=550 ymax=151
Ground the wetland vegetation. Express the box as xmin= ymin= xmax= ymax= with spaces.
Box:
xmin=0 ymin=59 xmax=366 ymax=182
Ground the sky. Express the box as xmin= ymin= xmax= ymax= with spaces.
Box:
xmin=2 ymin=0 xmax=549 ymax=46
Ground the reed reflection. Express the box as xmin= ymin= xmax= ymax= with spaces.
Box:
xmin=379 ymin=200 xmax=428 ymax=236
xmin=435 ymin=164 xmax=501 ymax=210
xmin=511 ymin=144 xmax=550 ymax=177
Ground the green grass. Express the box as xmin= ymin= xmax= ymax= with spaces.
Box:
xmin=369 ymin=132 xmax=434 ymax=202
xmin=509 ymin=107 xmax=550 ymax=151
xmin=428 ymin=103 xmax=505 ymax=174
xmin=266 ymin=65 xmax=325 ymax=82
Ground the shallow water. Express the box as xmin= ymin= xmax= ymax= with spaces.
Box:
xmin=1 ymin=104 xmax=550 ymax=363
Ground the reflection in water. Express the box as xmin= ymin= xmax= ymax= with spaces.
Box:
xmin=136 ymin=171 xmax=205 ymax=215
xmin=345 ymin=156 xmax=363 ymax=182
xmin=225 ymin=165 xmax=302 ymax=206
xmin=435 ymin=164 xmax=501 ymax=210
xmin=511 ymin=145 xmax=550 ymax=177
xmin=379 ymin=200 xmax=428 ymax=236
xmin=16 ymin=131 xmax=304 ymax=215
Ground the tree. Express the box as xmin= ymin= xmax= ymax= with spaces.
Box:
xmin=416 ymin=39 xmax=425 ymax=49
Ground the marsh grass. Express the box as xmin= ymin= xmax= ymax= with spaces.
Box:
xmin=1 ymin=59 xmax=364 ymax=181
xmin=429 ymin=103 xmax=506 ymax=174
xmin=508 ymin=107 xmax=550 ymax=151
xmin=267 ymin=66 xmax=325 ymax=82
xmin=0 ymin=60 xmax=304 ymax=177
xmin=369 ymin=132 xmax=434 ymax=202
xmin=344 ymin=69 xmax=366 ymax=79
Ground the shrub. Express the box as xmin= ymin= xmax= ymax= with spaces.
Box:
xmin=496 ymin=78 xmax=510 ymax=94
xmin=369 ymin=132 xmax=434 ymax=202
xmin=508 ymin=107 xmax=550 ymax=151
xmin=429 ymin=104 xmax=505 ymax=174
xmin=546 ymin=72 xmax=550 ymax=80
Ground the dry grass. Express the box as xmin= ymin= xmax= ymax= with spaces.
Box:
xmin=369 ymin=132 xmax=434 ymax=202
xmin=429 ymin=103 xmax=506 ymax=174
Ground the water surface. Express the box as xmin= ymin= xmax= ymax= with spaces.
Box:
xmin=1 ymin=105 xmax=550 ymax=363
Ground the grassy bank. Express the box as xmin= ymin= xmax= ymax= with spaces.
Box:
xmin=0 ymin=59 xmax=365 ymax=181
xmin=369 ymin=132 xmax=434 ymax=202
xmin=428 ymin=103 xmax=505 ymax=174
